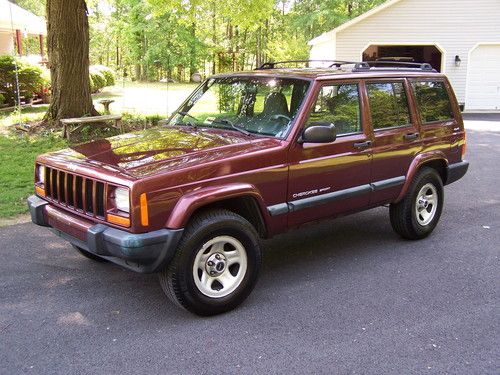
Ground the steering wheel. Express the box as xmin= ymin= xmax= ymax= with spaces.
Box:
xmin=270 ymin=114 xmax=291 ymax=123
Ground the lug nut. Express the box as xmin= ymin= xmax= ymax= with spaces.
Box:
xmin=207 ymin=261 xmax=214 ymax=266
xmin=210 ymin=271 xmax=216 ymax=276
xmin=215 ymin=254 xmax=221 ymax=260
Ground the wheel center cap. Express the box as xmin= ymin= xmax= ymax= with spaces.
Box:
xmin=206 ymin=253 xmax=226 ymax=276
xmin=418 ymin=198 xmax=429 ymax=209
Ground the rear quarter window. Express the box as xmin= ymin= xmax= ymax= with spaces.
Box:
xmin=411 ymin=81 xmax=454 ymax=123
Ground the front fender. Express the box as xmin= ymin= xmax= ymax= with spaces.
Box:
xmin=165 ymin=183 xmax=268 ymax=229
xmin=394 ymin=151 xmax=449 ymax=203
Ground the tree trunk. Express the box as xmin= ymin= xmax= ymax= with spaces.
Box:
xmin=44 ymin=0 xmax=98 ymax=125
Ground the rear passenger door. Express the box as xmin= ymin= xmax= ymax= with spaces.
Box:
xmin=366 ymin=79 xmax=422 ymax=204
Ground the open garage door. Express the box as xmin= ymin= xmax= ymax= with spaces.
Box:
xmin=466 ymin=44 xmax=500 ymax=111
xmin=362 ymin=45 xmax=442 ymax=72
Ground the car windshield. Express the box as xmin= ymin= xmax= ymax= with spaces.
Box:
xmin=169 ymin=76 xmax=310 ymax=138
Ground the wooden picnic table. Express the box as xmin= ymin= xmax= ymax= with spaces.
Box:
xmin=60 ymin=114 xmax=123 ymax=140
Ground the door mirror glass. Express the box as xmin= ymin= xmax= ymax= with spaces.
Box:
xmin=300 ymin=122 xmax=337 ymax=143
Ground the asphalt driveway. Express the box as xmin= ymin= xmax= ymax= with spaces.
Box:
xmin=1 ymin=118 xmax=499 ymax=374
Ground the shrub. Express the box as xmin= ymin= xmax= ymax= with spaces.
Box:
xmin=89 ymin=65 xmax=116 ymax=92
xmin=0 ymin=56 xmax=48 ymax=106
xmin=0 ymin=93 xmax=5 ymax=105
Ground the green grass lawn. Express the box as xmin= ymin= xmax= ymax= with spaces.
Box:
xmin=0 ymin=105 xmax=49 ymax=129
xmin=0 ymin=135 xmax=67 ymax=218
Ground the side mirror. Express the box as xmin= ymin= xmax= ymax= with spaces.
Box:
xmin=299 ymin=122 xmax=337 ymax=144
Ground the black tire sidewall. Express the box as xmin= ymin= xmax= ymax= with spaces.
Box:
xmin=174 ymin=215 xmax=261 ymax=315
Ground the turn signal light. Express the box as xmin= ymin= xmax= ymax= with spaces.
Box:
xmin=140 ymin=193 xmax=149 ymax=226
xmin=107 ymin=213 xmax=130 ymax=227
xmin=35 ymin=186 xmax=46 ymax=197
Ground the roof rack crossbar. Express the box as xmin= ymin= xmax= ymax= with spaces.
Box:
xmin=354 ymin=61 xmax=436 ymax=72
xmin=256 ymin=60 xmax=361 ymax=70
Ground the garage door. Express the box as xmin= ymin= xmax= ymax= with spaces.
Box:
xmin=466 ymin=44 xmax=500 ymax=111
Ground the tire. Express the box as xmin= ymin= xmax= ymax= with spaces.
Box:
xmin=159 ymin=209 xmax=262 ymax=316
xmin=390 ymin=167 xmax=444 ymax=240
xmin=72 ymin=245 xmax=108 ymax=262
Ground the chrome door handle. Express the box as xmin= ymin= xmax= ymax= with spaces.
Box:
xmin=404 ymin=132 xmax=419 ymax=140
xmin=353 ymin=140 xmax=372 ymax=149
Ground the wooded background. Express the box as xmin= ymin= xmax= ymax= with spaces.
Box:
xmin=13 ymin=0 xmax=385 ymax=82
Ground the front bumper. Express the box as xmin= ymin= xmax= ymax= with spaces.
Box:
xmin=27 ymin=195 xmax=183 ymax=273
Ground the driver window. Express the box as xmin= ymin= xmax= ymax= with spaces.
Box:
xmin=308 ymin=83 xmax=362 ymax=136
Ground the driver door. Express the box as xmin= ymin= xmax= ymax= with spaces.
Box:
xmin=287 ymin=81 xmax=373 ymax=227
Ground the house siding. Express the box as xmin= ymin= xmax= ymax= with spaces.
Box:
xmin=314 ymin=0 xmax=500 ymax=104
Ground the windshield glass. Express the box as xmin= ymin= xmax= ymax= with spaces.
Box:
xmin=170 ymin=76 xmax=310 ymax=138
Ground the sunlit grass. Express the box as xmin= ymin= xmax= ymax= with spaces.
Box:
xmin=0 ymin=105 xmax=48 ymax=128
xmin=0 ymin=135 xmax=67 ymax=218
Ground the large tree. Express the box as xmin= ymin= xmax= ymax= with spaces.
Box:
xmin=44 ymin=0 xmax=98 ymax=125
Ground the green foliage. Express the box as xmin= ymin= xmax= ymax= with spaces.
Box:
xmin=0 ymin=93 xmax=5 ymax=105
xmin=85 ymin=0 xmax=386 ymax=82
xmin=0 ymin=135 xmax=67 ymax=218
xmin=0 ymin=56 xmax=48 ymax=106
xmin=89 ymin=65 xmax=116 ymax=92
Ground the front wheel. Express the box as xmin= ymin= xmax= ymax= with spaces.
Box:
xmin=390 ymin=168 xmax=444 ymax=240
xmin=159 ymin=210 xmax=261 ymax=316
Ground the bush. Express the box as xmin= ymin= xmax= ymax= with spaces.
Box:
xmin=0 ymin=56 xmax=48 ymax=106
xmin=0 ymin=93 xmax=5 ymax=105
xmin=89 ymin=65 xmax=116 ymax=93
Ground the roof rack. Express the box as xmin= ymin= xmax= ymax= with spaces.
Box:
xmin=256 ymin=59 xmax=437 ymax=72
xmin=256 ymin=60 xmax=360 ymax=69
xmin=353 ymin=61 xmax=436 ymax=72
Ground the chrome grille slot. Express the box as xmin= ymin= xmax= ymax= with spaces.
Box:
xmin=58 ymin=171 xmax=66 ymax=204
xmin=85 ymin=179 xmax=93 ymax=214
xmin=96 ymin=182 xmax=105 ymax=217
xmin=42 ymin=166 xmax=106 ymax=219
xmin=51 ymin=168 xmax=58 ymax=200
xmin=67 ymin=174 xmax=74 ymax=207
xmin=75 ymin=176 xmax=83 ymax=210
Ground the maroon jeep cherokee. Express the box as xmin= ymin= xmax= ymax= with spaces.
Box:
xmin=28 ymin=61 xmax=468 ymax=315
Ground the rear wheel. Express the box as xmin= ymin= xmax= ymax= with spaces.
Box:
xmin=72 ymin=245 xmax=108 ymax=262
xmin=159 ymin=209 xmax=261 ymax=316
xmin=390 ymin=167 xmax=444 ymax=240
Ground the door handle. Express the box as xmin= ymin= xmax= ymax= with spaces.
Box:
xmin=353 ymin=140 xmax=372 ymax=149
xmin=404 ymin=132 xmax=419 ymax=140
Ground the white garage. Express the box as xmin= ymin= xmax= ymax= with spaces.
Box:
xmin=309 ymin=0 xmax=500 ymax=111
xmin=466 ymin=44 xmax=500 ymax=111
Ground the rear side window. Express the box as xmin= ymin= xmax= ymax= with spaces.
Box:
xmin=308 ymin=83 xmax=362 ymax=135
xmin=411 ymin=81 xmax=454 ymax=123
xmin=367 ymin=82 xmax=411 ymax=130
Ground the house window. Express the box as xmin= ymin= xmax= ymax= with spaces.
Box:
xmin=308 ymin=83 xmax=362 ymax=135
xmin=411 ymin=81 xmax=454 ymax=123
xmin=367 ymin=82 xmax=411 ymax=130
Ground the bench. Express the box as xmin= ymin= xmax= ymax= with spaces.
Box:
xmin=60 ymin=114 xmax=123 ymax=140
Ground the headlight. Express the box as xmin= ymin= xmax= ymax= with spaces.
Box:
xmin=38 ymin=165 xmax=45 ymax=185
xmin=113 ymin=187 xmax=130 ymax=213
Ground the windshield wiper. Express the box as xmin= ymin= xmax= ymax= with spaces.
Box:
xmin=210 ymin=118 xmax=251 ymax=136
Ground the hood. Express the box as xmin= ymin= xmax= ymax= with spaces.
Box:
xmin=43 ymin=126 xmax=282 ymax=178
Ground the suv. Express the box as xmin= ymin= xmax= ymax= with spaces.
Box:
xmin=28 ymin=61 xmax=468 ymax=316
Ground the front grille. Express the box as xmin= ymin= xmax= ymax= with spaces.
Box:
xmin=44 ymin=166 xmax=106 ymax=218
